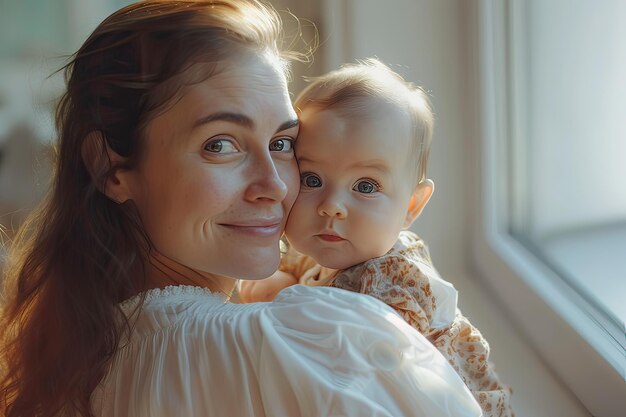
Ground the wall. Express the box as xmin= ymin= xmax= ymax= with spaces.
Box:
xmin=283 ymin=0 xmax=473 ymax=277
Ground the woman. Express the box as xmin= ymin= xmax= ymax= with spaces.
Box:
xmin=0 ymin=1 xmax=482 ymax=416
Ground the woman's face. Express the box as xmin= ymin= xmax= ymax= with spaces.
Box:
xmin=125 ymin=54 xmax=299 ymax=279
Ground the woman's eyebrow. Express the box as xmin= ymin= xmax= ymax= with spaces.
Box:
xmin=275 ymin=118 xmax=299 ymax=133
xmin=192 ymin=112 xmax=254 ymax=130
xmin=191 ymin=113 xmax=298 ymax=134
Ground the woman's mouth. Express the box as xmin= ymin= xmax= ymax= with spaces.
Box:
xmin=219 ymin=221 xmax=283 ymax=237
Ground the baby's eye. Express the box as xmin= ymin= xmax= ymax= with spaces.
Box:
xmin=204 ymin=137 xmax=239 ymax=154
xmin=269 ymin=137 xmax=294 ymax=152
xmin=301 ymin=173 xmax=322 ymax=188
xmin=353 ymin=179 xmax=379 ymax=194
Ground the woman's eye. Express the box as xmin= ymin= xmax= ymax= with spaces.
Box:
xmin=301 ymin=173 xmax=322 ymax=188
xmin=204 ymin=138 xmax=238 ymax=154
xmin=353 ymin=180 xmax=379 ymax=194
xmin=269 ymin=138 xmax=294 ymax=152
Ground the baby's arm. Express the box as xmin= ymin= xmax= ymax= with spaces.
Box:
xmin=239 ymin=246 xmax=319 ymax=303
xmin=430 ymin=312 xmax=514 ymax=417
xmin=238 ymin=271 xmax=298 ymax=303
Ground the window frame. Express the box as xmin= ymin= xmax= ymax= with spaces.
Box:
xmin=473 ymin=1 xmax=625 ymax=416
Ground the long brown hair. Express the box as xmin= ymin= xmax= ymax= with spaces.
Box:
xmin=0 ymin=1 xmax=304 ymax=416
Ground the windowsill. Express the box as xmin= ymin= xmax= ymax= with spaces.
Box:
xmin=449 ymin=267 xmax=592 ymax=417
xmin=538 ymin=221 xmax=626 ymax=328
xmin=471 ymin=226 xmax=626 ymax=417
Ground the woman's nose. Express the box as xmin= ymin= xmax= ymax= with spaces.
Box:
xmin=244 ymin=153 xmax=290 ymax=203
xmin=317 ymin=191 xmax=347 ymax=219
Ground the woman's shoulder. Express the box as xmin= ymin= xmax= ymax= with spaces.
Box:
xmin=118 ymin=284 xmax=394 ymax=341
xmin=97 ymin=285 xmax=481 ymax=417
xmin=119 ymin=284 xmax=411 ymax=339
xmin=122 ymin=283 xmax=408 ymax=321
xmin=118 ymin=285 xmax=265 ymax=339
xmin=256 ymin=285 xmax=483 ymax=417
xmin=270 ymin=284 xmax=413 ymax=327
xmin=116 ymin=283 xmax=456 ymax=369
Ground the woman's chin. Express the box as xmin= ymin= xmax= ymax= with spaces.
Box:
xmin=233 ymin=250 xmax=281 ymax=280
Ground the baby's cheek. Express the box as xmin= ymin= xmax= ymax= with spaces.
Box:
xmin=284 ymin=209 xmax=304 ymax=243
xmin=284 ymin=201 xmax=314 ymax=252
xmin=286 ymin=195 xmax=313 ymax=225
xmin=355 ymin=208 xmax=402 ymax=256
xmin=277 ymin=158 xmax=300 ymax=207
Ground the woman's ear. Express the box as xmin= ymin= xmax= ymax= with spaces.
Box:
xmin=81 ymin=131 xmax=133 ymax=203
xmin=403 ymin=179 xmax=434 ymax=228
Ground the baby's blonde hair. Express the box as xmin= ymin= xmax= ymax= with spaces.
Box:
xmin=294 ymin=58 xmax=434 ymax=184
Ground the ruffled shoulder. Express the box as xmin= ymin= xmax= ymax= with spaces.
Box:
xmin=119 ymin=285 xmax=223 ymax=312
xmin=95 ymin=285 xmax=481 ymax=417
xmin=261 ymin=285 xmax=482 ymax=417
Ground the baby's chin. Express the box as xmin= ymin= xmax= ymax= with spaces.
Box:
xmin=288 ymin=238 xmax=373 ymax=270
xmin=312 ymin=246 xmax=394 ymax=271
xmin=311 ymin=252 xmax=367 ymax=271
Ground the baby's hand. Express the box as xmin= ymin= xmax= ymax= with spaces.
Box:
xmin=238 ymin=271 xmax=299 ymax=303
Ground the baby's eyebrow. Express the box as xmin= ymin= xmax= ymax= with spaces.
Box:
xmin=295 ymin=156 xmax=317 ymax=164
xmin=297 ymin=156 xmax=390 ymax=174
xmin=348 ymin=160 xmax=390 ymax=174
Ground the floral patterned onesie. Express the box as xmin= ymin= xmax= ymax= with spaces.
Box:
xmin=280 ymin=230 xmax=514 ymax=417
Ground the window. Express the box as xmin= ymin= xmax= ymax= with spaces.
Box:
xmin=508 ymin=0 xmax=625 ymax=337
xmin=476 ymin=1 xmax=626 ymax=415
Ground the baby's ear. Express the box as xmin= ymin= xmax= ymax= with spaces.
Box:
xmin=403 ymin=179 xmax=434 ymax=228
xmin=81 ymin=131 xmax=133 ymax=204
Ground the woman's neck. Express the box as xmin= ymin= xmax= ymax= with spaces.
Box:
xmin=134 ymin=249 xmax=238 ymax=300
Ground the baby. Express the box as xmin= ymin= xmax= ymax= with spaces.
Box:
xmin=240 ymin=59 xmax=513 ymax=417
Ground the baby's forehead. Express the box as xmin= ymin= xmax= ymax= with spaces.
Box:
xmin=300 ymin=106 xmax=414 ymax=154
xmin=334 ymin=93 xmax=407 ymax=118
xmin=297 ymin=100 xmax=421 ymax=184
xmin=304 ymin=95 xmax=409 ymax=126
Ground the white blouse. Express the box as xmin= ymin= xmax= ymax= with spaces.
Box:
xmin=92 ymin=285 xmax=482 ymax=417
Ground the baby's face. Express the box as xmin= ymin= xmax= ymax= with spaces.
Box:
xmin=285 ymin=104 xmax=416 ymax=269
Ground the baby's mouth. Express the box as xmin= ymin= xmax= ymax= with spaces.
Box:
xmin=315 ymin=233 xmax=345 ymax=242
